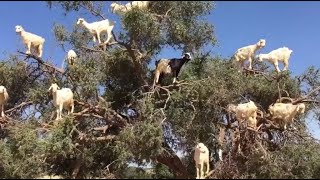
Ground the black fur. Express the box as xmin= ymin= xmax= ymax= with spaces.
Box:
xmin=155 ymin=53 xmax=192 ymax=84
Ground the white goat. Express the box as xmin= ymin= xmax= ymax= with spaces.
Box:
xmin=64 ymin=49 xmax=77 ymax=67
xmin=268 ymin=102 xmax=305 ymax=130
xmin=257 ymin=47 xmax=293 ymax=73
xmin=194 ymin=142 xmax=210 ymax=179
xmin=110 ymin=2 xmax=132 ymax=16
xmin=77 ymin=18 xmax=115 ymax=44
xmin=48 ymin=83 xmax=74 ymax=120
xmin=228 ymin=101 xmax=259 ymax=129
xmin=110 ymin=1 xmax=149 ymax=16
xmin=15 ymin=25 xmax=45 ymax=58
xmin=128 ymin=1 xmax=149 ymax=10
xmin=233 ymin=39 xmax=266 ymax=71
xmin=0 ymin=86 xmax=9 ymax=118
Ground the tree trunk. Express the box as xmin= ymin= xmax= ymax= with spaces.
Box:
xmin=156 ymin=142 xmax=190 ymax=179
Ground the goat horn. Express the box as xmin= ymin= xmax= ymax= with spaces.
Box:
xmin=276 ymin=97 xmax=293 ymax=103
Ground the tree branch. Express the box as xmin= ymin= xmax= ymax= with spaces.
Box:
xmin=5 ymin=101 xmax=33 ymax=114
xmin=292 ymin=86 xmax=320 ymax=105
xmin=18 ymin=51 xmax=65 ymax=74
xmin=74 ymin=100 xmax=127 ymax=127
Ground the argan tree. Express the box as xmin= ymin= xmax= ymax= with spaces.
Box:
xmin=0 ymin=1 xmax=319 ymax=179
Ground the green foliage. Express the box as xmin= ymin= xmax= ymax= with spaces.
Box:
xmin=0 ymin=1 xmax=319 ymax=179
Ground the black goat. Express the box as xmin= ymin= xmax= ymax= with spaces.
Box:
xmin=153 ymin=53 xmax=192 ymax=86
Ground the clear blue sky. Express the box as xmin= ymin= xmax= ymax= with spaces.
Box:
xmin=0 ymin=1 xmax=319 ymax=137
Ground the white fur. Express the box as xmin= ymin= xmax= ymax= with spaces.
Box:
xmin=110 ymin=1 xmax=149 ymax=16
xmin=0 ymin=86 xmax=9 ymax=118
xmin=77 ymin=18 xmax=115 ymax=44
xmin=228 ymin=101 xmax=258 ymax=129
xmin=257 ymin=47 xmax=293 ymax=72
xmin=110 ymin=2 xmax=132 ymax=16
xmin=66 ymin=49 xmax=77 ymax=66
xmin=194 ymin=142 xmax=210 ymax=179
xmin=233 ymin=39 xmax=266 ymax=71
xmin=37 ymin=175 xmax=63 ymax=179
xmin=15 ymin=25 xmax=45 ymax=58
xmin=268 ymin=102 xmax=305 ymax=130
xmin=48 ymin=83 xmax=74 ymax=120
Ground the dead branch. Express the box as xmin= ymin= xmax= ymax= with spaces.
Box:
xmin=104 ymin=159 xmax=119 ymax=173
xmin=204 ymin=161 xmax=223 ymax=178
xmin=93 ymin=135 xmax=116 ymax=141
xmin=93 ymin=125 xmax=112 ymax=134
xmin=277 ymin=81 xmax=282 ymax=102
xmin=292 ymin=86 xmax=320 ymax=105
xmin=243 ymin=68 xmax=276 ymax=81
xmin=5 ymin=101 xmax=33 ymax=114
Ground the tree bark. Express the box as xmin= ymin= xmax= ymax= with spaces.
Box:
xmin=156 ymin=142 xmax=190 ymax=179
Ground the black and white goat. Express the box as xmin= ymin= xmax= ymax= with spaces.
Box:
xmin=153 ymin=53 xmax=192 ymax=87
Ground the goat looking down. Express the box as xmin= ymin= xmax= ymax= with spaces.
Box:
xmin=153 ymin=53 xmax=192 ymax=87
xmin=268 ymin=102 xmax=305 ymax=130
xmin=257 ymin=47 xmax=293 ymax=73
xmin=48 ymin=83 xmax=74 ymax=120
xmin=0 ymin=86 xmax=9 ymax=118
xmin=15 ymin=25 xmax=45 ymax=58
xmin=194 ymin=142 xmax=210 ymax=179
xmin=233 ymin=39 xmax=266 ymax=71
xmin=76 ymin=18 xmax=115 ymax=45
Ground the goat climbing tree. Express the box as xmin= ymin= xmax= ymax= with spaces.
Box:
xmin=0 ymin=1 xmax=320 ymax=179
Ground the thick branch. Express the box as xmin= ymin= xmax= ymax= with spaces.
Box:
xmin=156 ymin=142 xmax=189 ymax=179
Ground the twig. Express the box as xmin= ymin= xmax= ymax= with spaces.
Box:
xmin=104 ymin=159 xmax=119 ymax=173
xmin=79 ymin=3 xmax=106 ymax=20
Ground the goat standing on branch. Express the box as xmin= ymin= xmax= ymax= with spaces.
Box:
xmin=233 ymin=39 xmax=266 ymax=71
xmin=62 ymin=49 xmax=77 ymax=68
xmin=48 ymin=83 xmax=74 ymax=120
xmin=228 ymin=101 xmax=259 ymax=129
xmin=153 ymin=53 xmax=192 ymax=87
xmin=15 ymin=25 xmax=45 ymax=58
xmin=0 ymin=86 xmax=9 ymax=118
xmin=268 ymin=102 xmax=305 ymax=130
xmin=194 ymin=142 xmax=210 ymax=179
xmin=257 ymin=47 xmax=293 ymax=73
xmin=76 ymin=18 xmax=115 ymax=45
